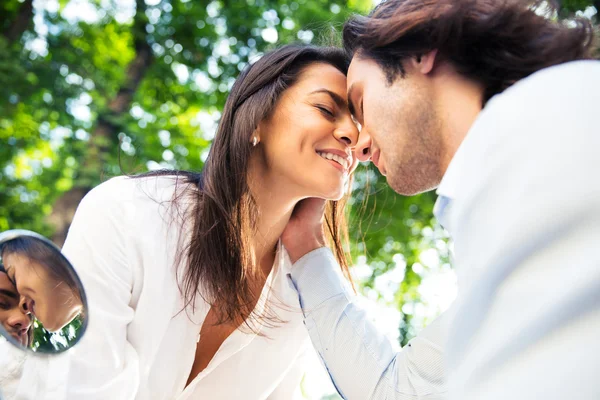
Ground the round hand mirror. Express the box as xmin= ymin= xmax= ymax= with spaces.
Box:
xmin=0 ymin=229 xmax=88 ymax=354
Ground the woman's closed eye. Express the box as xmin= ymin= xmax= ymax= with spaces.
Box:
xmin=8 ymin=273 xmax=17 ymax=287
xmin=316 ymin=104 xmax=335 ymax=118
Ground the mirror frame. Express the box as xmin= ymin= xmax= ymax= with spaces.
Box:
xmin=0 ymin=229 xmax=89 ymax=354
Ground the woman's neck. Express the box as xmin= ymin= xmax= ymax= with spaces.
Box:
xmin=251 ymin=188 xmax=296 ymax=273
xmin=247 ymin=171 xmax=298 ymax=274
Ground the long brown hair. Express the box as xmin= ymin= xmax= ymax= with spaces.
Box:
xmin=0 ymin=237 xmax=83 ymax=302
xmin=140 ymin=45 xmax=353 ymax=330
xmin=343 ymin=0 xmax=598 ymax=104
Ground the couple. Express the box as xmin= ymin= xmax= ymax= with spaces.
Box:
xmin=55 ymin=0 xmax=599 ymax=399
xmin=0 ymin=236 xmax=84 ymax=340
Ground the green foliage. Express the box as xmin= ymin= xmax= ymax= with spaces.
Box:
xmin=31 ymin=314 xmax=84 ymax=353
xmin=561 ymin=0 xmax=597 ymax=13
xmin=349 ymin=165 xmax=451 ymax=344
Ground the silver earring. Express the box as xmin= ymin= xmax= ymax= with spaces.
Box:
xmin=252 ymin=136 xmax=258 ymax=147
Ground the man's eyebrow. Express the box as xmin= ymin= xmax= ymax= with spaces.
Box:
xmin=0 ymin=288 xmax=18 ymax=300
xmin=309 ymin=89 xmax=348 ymax=109
xmin=347 ymin=83 xmax=358 ymax=117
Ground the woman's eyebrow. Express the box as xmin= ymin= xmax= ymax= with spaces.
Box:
xmin=3 ymin=265 xmax=16 ymax=286
xmin=309 ymin=89 xmax=348 ymax=109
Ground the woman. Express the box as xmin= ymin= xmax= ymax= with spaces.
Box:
xmin=0 ymin=237 xmax=83 ymax=333
xmin=59 ymin=44 xmax=359 ymax=399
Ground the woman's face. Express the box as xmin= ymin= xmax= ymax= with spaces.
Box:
xmin=0 ymin=271 xmax=31 ymax=346
xmin=256 ymin=62 xmax=360 ymax=201
xmin=2 ymin=253 xmax=82 ymax=332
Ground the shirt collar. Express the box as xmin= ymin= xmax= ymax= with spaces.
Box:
xmin=433 ymin=128 xmax=472 ymax=225
xmin=436 ymin=138 xmax=469 ymax=201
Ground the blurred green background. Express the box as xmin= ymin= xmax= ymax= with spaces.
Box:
xmin=1 ymin=0 xmax=598 ymax=397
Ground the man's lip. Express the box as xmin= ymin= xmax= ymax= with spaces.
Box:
xmin=370 ymin=149 xmax=387 ymax=176
xmin=371 ymin=149 xmax=381 ymax=168
xmin=11 ymin=330 xmax=26 ymax=345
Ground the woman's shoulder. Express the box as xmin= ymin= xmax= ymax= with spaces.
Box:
xmin=72 ymin=175 xmax=197 ymax=233
xmin=83 ymin=174 xmax=197 ymax=207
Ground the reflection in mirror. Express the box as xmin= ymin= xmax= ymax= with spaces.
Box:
xmin=0 ymin=230 xmax=88 ymax=354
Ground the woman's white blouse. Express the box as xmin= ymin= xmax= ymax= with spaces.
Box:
xmin=56 ymin=176 xmax=311 ymax=400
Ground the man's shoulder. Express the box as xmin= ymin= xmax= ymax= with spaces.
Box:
xmin=471 ymin=59 xmax=599 ymax=144
xmin=449 ymin=60 xmax=599 ymax=202
xmin=492 ymin=60 xmax=600 ymax=108
xmin=525 ymin=59 xmax=600 ymax=82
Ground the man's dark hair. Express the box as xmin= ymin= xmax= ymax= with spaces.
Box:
xmin=343 ymin=0 xmax=598 ymax=104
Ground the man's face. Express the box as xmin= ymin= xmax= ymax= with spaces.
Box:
xmin=0 ymin=271 xmax=31 ymax=346
xmin=347 ymin=55 xmax=446 ymax=195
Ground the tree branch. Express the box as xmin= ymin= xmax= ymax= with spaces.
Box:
xmin=3 ymin=0 xmax=33 ymax=44
xmin=49 ymin=0 xmax=154 ymax=245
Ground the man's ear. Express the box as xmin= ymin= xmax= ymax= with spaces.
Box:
xmin=410 ymin=49 xmax=438 ymax=75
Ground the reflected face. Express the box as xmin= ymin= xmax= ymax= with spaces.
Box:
xmin=3 ymin=253 xmax=82 ymax=332
xmin=257 ymin=63 xmax=360 ymax=200
xmin=0 ymin=271 xmax=31 ymax=346
xmin=347 ymin=56 xmax=445 ymax=195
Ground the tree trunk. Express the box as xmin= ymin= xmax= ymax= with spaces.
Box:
xmin=2 ymin=0 xmax=33 ymax=44
xmin=46 ymin=187 xmax=91 ymax=247
xmin=49 ymin=0 xmax=153 ymax=246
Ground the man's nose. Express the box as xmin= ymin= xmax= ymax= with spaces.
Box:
xmin=8 ymin=309 xmax=32 ymax=330
xmin=354 ymin=127 xmax=372 ymax=163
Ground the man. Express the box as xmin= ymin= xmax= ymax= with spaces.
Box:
xmin=0 ymin=270 xmax=32 ymax=399
xmin=0 ymin=270 xmax=31 ymax=347
xmin=282 ymin=1 xmax=600 ymax=399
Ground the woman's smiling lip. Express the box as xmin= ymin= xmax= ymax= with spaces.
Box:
xmin=316 ymin=148 xmax=352 ymax=172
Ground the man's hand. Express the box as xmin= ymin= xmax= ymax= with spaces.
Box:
xmin=282 ymin=198 xmax=327 ymax=263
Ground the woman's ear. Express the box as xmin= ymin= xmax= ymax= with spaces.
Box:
xmin=250 ymin=127 xmax=261 ymax=147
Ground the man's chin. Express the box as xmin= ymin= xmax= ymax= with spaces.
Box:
xmin=11 ymin=333 xmax=26 ymax=346
xmin=390 ymin=180 xmax=439 ymax=196
xmin=387 ymin=175 xmax=424 ymax=196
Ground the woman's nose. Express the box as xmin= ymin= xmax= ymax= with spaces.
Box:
xmin=354 ymin=127 xmax=372 ymax=162
xmin=334 ymin=118 xmax=360 ymax=147
xmin=19 ymin=296 xmax=31 ymax=315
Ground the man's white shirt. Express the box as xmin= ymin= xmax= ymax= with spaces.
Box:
xmin=437 ymin=60 xmax=600 ymax=400
xmin=290 ymin=60 xmax=600 ymax=400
